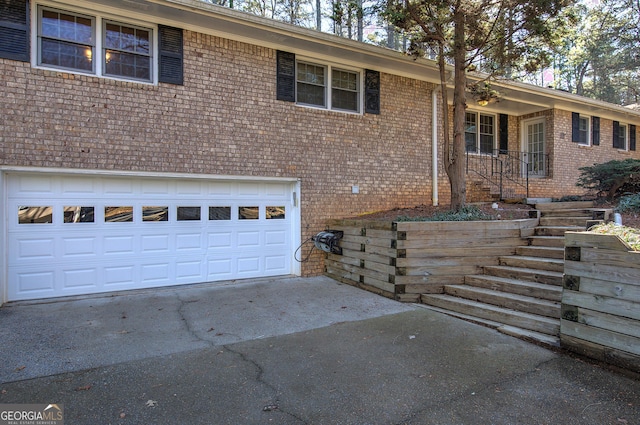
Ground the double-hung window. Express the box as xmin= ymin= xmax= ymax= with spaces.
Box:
xmin=465 ymin=112 xmax=495 ymax=154
xmin=37 ymin=5 xmax=153 ymax=83
xmin=614 ymin=122 xmax=628 ymax=150
xmin=296 ymin=60 xmax=360 ymax=113
xmin=577 ymin=115 xmax=590 ymax=145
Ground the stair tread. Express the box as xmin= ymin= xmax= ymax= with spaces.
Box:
xmin=422 ymin=294 xmax=559 ymax=324
xmin=501 ymin=255 xmax=564 ymax=263
xmin=445 ymin=284 xmax=560 ymax=307
xmin=484 ymin=265 xmax=563 ymax=277
xmin=498 ymin=325 xmax=560 ymax=347
xmin=465 ymin=274 xmax=563 ymax=292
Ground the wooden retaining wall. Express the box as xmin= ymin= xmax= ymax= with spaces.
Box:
xmin=562 ymin=232 xmax=640 ymax=373
xmin=324 ymin=218 xmax=538 ymax=302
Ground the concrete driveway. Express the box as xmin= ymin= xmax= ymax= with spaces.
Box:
xmin=1 ymin=276 xmax=639 ymax=424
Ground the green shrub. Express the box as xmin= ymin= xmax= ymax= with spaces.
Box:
xmin=396 ymin=205 xmax=493 ymax=222
xmin=616 ymin=194 xmax=640 ymax=213
xmin=577 ymin=158 xmax=640 ymax=200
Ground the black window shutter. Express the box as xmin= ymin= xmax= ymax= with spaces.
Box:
xmin=499 ymin=114 xmax=508 ymax=153
xmin=0 ymin=0 xmax=30 ymax=62
xmin=364 ymin=69 xmax=380 ymax=115
xmin=158 ymin=25 xmax=183 ymax=85
xmin=276 ymin=51 xmax=295 ymax=102
xmin=571 ymin=112 xmax=580 ymax=143
xmin=613 ymin=121 xmax=621 ymax=149
xmin=630 ymin=124 xmax=636 ymax=151
xmin=592 ymin=116 xmax=600 ymax=146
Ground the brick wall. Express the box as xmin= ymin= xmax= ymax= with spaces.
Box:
xmin=0 ymin=31 xmax=437 ymax=276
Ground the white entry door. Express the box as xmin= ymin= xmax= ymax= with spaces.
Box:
xmin=5 ymin=173 xmax=299 ymax=301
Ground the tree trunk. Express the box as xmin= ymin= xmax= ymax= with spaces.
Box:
xmin=446 ymin=9 xmax=467 ymax=211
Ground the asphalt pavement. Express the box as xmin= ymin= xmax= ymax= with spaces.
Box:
xmin=1 ymin=276 xmax=639 ymax=425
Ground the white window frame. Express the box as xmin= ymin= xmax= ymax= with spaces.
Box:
xmin=465 ymin=110 xmax=496 ymax=155
xmin=33 ymin=2 xmax=157 ymax=84
xmin=295 ymin=58 xmax=362 ymax=114
xmin=577 ymin=115 xmax=591 ymax=146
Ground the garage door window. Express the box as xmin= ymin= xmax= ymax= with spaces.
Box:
xmin=177 ymin=206 xmax=201 ymax=221
xmin=18 ymin=206 xmax=53 ymax=224
xmin=209 ymin=206 xmax=231 ymax=220
xmin=143 ymin=206 xmax=168 ymax=221
xmin=239 ymin=206 xmax=259 ymax=220
xmin=64 ymin=206 xmax=95 ymax=223
xmin=105 ymin=206 xmax=133 ymax=222
xmin=267 ymin=206 xmax=285 ymax=219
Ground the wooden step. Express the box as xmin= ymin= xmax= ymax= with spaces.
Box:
xmin=535 ymin=201 xmax=594 ymax=211
xmin=443 ymin=285 xmax=560 ymax=318
xmin=497 ymin=325 xmax=560 ymax=348
xmin=420 ymin=294 xmax=560 ymax=335
xmin=528 ymin=236 xmax=565 ymax=248
xmin=516 ymin=245 xmax=564 ymax=259
xmin=464 ymin=274 xmax=562 ymax=301
xmin=482 ymin=265 xmax=563 ymax=286
xmin=499 ymin=255 xmax=564 ymax=273
xmin=538 ymin=208 xmax=593 ymax=217
xmin=535 ymin=226 xmax=583 ymax=237
xmin=540 ymin=216 xmax=590 ymax=227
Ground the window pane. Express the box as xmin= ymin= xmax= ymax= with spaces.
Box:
xmin=266 ymin=206 xmax=285 ymax=219
xmin=18 ymin=206 xmax=53 ymax=224
xmin=579 ymin=117 xmax=589 ymax=144
xmin=143 ymin=206 xmax=168 ymax=221
xmin=41 ymin=39 xmax=93 ymax=71
xmin=239 ymin=206 xmax=259 ymax=220
xmin=479 ymin=114 xmax=494 ymax=154
xmin=105 ymin=206 xmax=133 ymax=222
xmin=177 ymin=206 xmax=201 ymax=221
xmin=332 ymin=69 xmax=357 ymax=90
xmin=104 ymin=50 xmax=150 ymax=81
xmin=332 ymin=88 xmax=358 ymax=111
xmin=209 ymin=207 xmax=231 ymax=220
xmin=39 ymin=8 xmax=94 ymax=72
xmin=64 ymin=206 xmax=95 ymax=223
xmin=297 ymin=62 xmax=325 ymax=107
xmin=465 ymin=113 xmax=477 ymax=153
xmin=105 ymin=23 xmax=150 ymax=54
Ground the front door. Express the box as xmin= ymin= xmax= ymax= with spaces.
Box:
xmin=524 ymin=119 xmax=545 ymax=176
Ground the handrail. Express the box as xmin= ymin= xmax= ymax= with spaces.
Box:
xmin=465 ymin=150 xmax=550 ymax=199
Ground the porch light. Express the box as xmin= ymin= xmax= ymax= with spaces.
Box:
xmin=476 ymin=99 xmax=489 ymax=107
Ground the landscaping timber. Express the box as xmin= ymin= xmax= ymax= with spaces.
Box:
xmin=324 ymin=218 xmax=538 ymax=301
xmin=561 ymin=231 xmax=640 ymax=373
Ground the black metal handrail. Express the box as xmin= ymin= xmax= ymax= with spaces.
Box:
xmin=465 ymin=149 xmax=550 ymax=199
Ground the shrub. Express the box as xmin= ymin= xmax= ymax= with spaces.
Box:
xmin=616 ymin=194 xmax=640 ymax=214
xmin=576 ymin=158 xmax=640 ymax=200
xmin=396 ymin=205 xmax=493 ymax=222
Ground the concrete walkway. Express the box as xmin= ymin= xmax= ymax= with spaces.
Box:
xmin=1 ymin=276 xmax=639 ymax=424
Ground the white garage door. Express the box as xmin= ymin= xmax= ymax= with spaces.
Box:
xmin=6 ymin=173 xmax=299 ymax=301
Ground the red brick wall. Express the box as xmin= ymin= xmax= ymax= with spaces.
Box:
xmin=0 ymin=31 xmax=437 ymax=276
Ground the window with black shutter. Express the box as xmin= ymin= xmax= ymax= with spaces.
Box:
xmin=0 ymin=0 xmax=30 ymax=62
xmin=158 ymin=25 xmax=184 ymax=85
xmin=630 ymin=124 xmax=636 ymax=151
xmin=276 ymin=51 xmax=295 ymax=102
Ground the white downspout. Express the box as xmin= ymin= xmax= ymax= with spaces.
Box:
xmin=432 ymin=86 xmax=440 ymax=206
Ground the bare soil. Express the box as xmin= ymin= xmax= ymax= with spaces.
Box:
xmin=352 ymin=201 xmax=640 ymax=229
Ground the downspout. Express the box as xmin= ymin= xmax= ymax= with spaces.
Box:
xmin=432 ymin=85 xmax=440 ymax=206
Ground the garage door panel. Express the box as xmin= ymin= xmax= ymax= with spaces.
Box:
xmin=141 ymin=234 xmax=170 ymax=252
xmin=14 ymin=237 xmax=56 ymax=261
xmin=63 ymin=236 xmax=97 ymax=257
xmin=7 ymin=175 xmax=297 ymax=301
xmin=104 ymin=235 xmax=135 ymax=255
xmin=104 ymin=265 xmax=135 ymax=286
xmin=62 ymin=268 xmax=98 ymax=289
